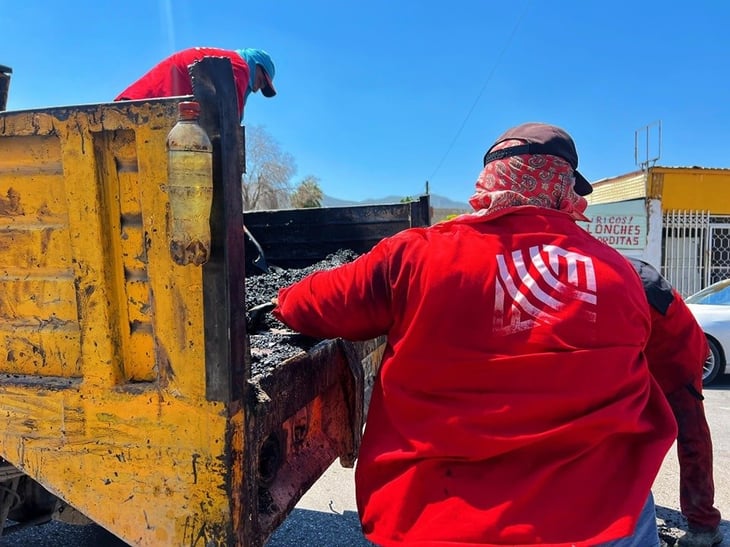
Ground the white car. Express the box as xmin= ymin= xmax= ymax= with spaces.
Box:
xmin=686 ymin=279 xmax=730 ymax=385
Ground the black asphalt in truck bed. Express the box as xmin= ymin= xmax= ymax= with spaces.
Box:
xmin=246 ymin=249 xmax=359 ymax=375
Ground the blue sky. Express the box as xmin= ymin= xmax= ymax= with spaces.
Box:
xmin=4 ymin=1 xmax=730 ymax=204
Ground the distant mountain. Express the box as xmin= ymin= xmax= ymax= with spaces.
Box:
xmin=320 ymin=195 xmax=360 ymax=207
xmin=321 ymin=193 xmax=470 ymax=210
xmin=427 ymin=194 xmax=471 ymax=209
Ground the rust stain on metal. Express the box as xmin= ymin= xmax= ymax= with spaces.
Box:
xmin=6 ymin=337 xmax=47 ymax=369
xmin=191 ymin=452 xmax=200 ymax=484
xmin=154 ymin=335 xmax=175 ymax=386
xmin=39 ymin=227 xmax=53 ymax=256
xmin=37 ymin=202 xmax=52 ymax=217
xmin=0 ymin=187 xmax=24 ymax=216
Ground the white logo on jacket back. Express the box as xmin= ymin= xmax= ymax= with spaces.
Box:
xmin=494 ymin=245 xmax=597 ymax=335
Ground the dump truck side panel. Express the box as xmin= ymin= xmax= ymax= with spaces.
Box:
xmin=244 ymin=196 xmax=431 ymax=271
xmin=0 ymin=96 xmax=242 ymax=545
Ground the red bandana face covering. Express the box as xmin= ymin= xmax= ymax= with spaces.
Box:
xmin=467 ymin=139 xmax=589 ymax=222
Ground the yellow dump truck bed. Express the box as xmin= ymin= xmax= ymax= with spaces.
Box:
xmin=0 ymin=58 xmax=428 ymax=546
xmin=0 ymin=59 xmax=255 ymax=545
xmin=0 ymin=59 xmax=377 ymax=546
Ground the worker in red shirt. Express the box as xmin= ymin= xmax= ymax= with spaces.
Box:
xmin=115 ymin=47 xmax=276 ymax=120
xmin=628 ymin=258 xmax=723 ymax=547
xmin=272 ymin=122 xmax=677 ymax=546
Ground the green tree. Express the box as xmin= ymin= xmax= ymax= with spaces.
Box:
xmin=242 ymin=125 xmax=296 ymax=210
xmin=291 ymin=176 xmax=324 ymax=208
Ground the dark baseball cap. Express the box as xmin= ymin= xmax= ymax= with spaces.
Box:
xmin=482 ymin=122 xmax=593 ymax=196
xmin=260 ymin=67 xmax=276 ymax=97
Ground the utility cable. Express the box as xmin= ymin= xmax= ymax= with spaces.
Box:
xmin=427 ymin=1 xmax=532 ymax=184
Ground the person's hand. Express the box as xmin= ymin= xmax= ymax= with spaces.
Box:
xmin=247 ymin=299 xmax=278 ymax=331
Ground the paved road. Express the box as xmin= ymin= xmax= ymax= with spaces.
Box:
xmin=2 ymin=377 xmax=729 ymax=546
xmin=652 ymin=376 xmax=730 ymax=545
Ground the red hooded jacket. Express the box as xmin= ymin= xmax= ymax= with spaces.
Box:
xmin=115 ymin=47 xmax=250 ymax=120
xmin=274 ymin=208 xmax=677 ymax=546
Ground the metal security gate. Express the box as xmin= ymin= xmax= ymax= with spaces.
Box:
xmin=662 ymin=210 xmax=709 ymax=297
xmin=708 ymin=222 xmax=730 ymax=285
xmin=662 ymin=210 xmax=730 ymax=297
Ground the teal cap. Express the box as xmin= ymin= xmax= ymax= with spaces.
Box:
xmin=236 ymin=48 xmax=276 ymax=97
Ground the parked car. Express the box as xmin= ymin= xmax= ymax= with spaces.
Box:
xmin=686 ymin=279 xmax=730 ymax=385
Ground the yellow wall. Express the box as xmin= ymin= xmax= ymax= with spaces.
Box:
xmin=651 ymin=167 xmax=730 ymax=213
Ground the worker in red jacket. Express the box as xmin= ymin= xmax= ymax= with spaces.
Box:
xmin=273 ymin=122 xmax=677 ymax=546
xmin=115 ymin=47 xmax=276 ymax=120
xmin=628 ymin=258 xmax=723 ymax=547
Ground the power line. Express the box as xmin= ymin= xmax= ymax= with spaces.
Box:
xmin=427 ymin=1 xmax=532 ymax=183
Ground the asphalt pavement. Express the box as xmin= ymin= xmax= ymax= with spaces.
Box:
xmin=653 ymin=376 xmax=730 ymax=545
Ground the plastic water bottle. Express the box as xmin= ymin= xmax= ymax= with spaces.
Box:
xmin=165 ymin=101 xmax=213 ymax=266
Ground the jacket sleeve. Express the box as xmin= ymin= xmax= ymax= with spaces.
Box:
xmin=644 ymin=287 xmax=709 ymax=395
xmin=273 ymin=238 xmax=396 ymax=341
xmin=628 ymin=258 xmax=708 ymax=394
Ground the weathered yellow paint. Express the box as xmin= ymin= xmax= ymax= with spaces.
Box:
xmin=0 ymin=101 xmax=241 ymax=545
xmin=1 ymin=391 xmax=233 ymax=545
